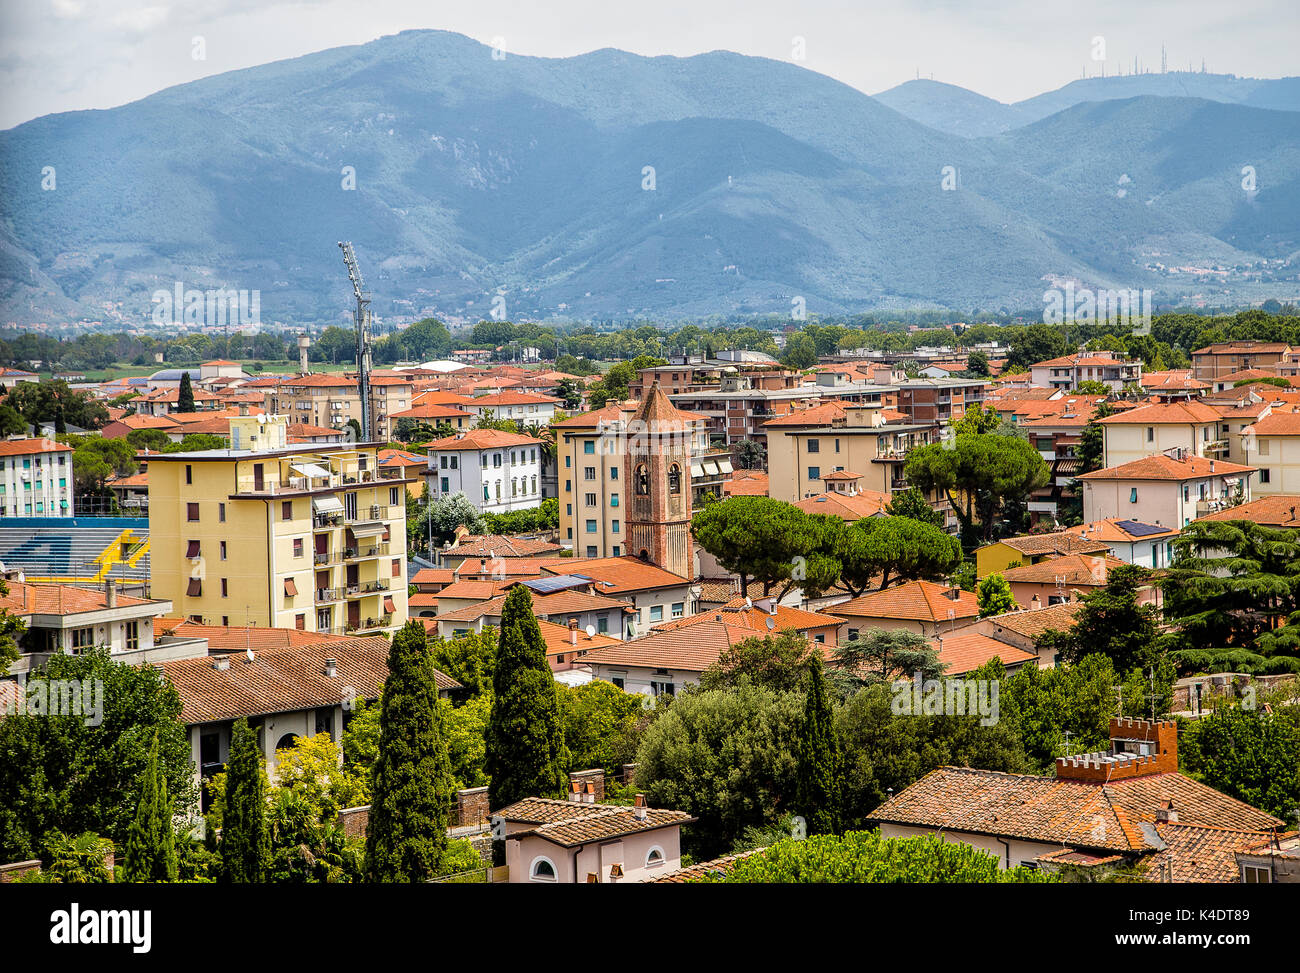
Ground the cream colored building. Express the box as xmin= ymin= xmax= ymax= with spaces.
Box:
xmin=266 ymin=373 xmax=413 ymax=442
xmin=146 ymin=415 xmax=410 ymax=635
xmin=1099 ymin=399 xmax=1225 ymax=468
xmin=1241 ymin=411 xmax=1300 ymax=496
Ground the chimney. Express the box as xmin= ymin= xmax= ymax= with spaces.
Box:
xmin=948 ymin=585 xmax=961 ymax=601
xmin=1031 ymin=594 xmax=1042 ymax=610
xmin=568 ymin=617 xmax=579 ymax=644
xmin=1209 ymin=460 xmax=1215 ymax=472
xmin=104 ymin=579 xmax=116 ymax=609
xmin=324 ymin=657 xmax=338 ymax=678
xmin=1156 ymin=800 xmax=1178 ymax=824
xmin=633 ymin=793 xmax=647 ymax=821
xmin=583 ymin=781 xmax=596 ymax=804
xmin=211 ymin=656 xmax=230 ymax=671
xmin=569 ymin=781 xmax=583 ymax=803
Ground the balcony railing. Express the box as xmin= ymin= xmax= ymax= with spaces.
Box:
xmin=313 ymin=551 xmax=338 ymax=566
xmin=313 ymin=513 xmax=343 ymax=529
xmin=361 ymin=580 xmax=391 ymax=594
xmin=346 ymin=613 xmax=394 ymax=634
xmin=345 ymin=542 xmax=391 ymax=560
xmin=347 ymin=504 xmax=390 ymax=523
xmin=315 ymin=587 xmax=342 ymax=603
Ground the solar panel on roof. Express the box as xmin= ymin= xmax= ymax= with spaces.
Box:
xmin=522 ymin=575 xmax=589 ymax=593
xmin=1115 ymin=520 xmax=1168 ymax=537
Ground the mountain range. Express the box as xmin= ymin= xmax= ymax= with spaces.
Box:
xmin=1 ymin=30 xmax=1297 ymax=326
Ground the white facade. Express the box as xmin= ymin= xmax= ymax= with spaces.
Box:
xmin=0 ymin=441 xmax=74 ymax=518
xmin=427 ymin=442 xmax=545 ymax=513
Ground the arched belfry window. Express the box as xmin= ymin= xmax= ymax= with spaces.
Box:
xmin=635 ymin=464 xmax=650 ymax=496
xmin=668 ymin=463 xmax=681 ymax=495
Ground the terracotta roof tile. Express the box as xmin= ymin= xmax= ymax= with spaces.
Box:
xmin=1194 ymin=494 xmax=1300 ymax=527
xmin=993 ymin=532 xmax=1111 ymax=557
xmin=832 ymin=580 xmax=979 ymax=623
xmin=931 ymin=631 xmax=1037 ymax=675
xmin=1078 ymin=454 xmax=1255 ymax=481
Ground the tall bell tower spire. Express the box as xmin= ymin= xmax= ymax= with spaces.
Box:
xmin=625 ymin=382 xmax=694 ymax=579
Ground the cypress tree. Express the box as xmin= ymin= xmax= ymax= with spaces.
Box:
xmin=177 ymin=370 xmax=195 ymax=413
xmin=485 ymin=586 xmax=569 ymax=809
xmin=222 ymin=717 xmax=268 ymax=882
xmin=365 ymin=621 xmax=453 ymax=882
xmin=120 ymin=730 xmax=178 ymax=882
xmin=796 ymin=655 xmax=843 ymax=836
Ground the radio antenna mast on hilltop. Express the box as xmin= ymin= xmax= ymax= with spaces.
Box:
xmin=338 ymin=241 xmax=374 ymax=442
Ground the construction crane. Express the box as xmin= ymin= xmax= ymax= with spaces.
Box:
xmin=337 ymin=241 xmax=374 ymax=442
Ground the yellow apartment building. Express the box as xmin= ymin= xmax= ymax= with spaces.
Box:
xmin=1098 ymin=399 xmax=1224 ymax=468
xmin=146 ymin=415 xmax=410 ymax=635
xmin=1241 ymin=411 xmax=1300 ymax=495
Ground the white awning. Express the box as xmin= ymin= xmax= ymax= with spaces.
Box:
xmin=293 ymin=462 xmax=332 ymax=479
xmin=312 ymin=496 xmax=344 ymax=514
xmin=350 ymin=522 xmax=386 ymax=537
xmin=702 ymin=460 xmax=719 ymax=476
xmin=690 ymin=462 xmax=706 ymax=477
xmin=716 ymin=459 xmax=734 ymax=474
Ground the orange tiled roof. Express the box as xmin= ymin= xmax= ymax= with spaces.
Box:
xmin=981 ymin=602 xmax=1081 ymax=640
xmin=0 ymin=438 xmax=72 ymax=456
xmin=831 ymin=580 xmax=979 ymax=623
xmin=654 ymin=600 xmax=840 ymax=635
xmin=1077 ymin=454 xmax=1255 ymax=482
xmin=1098 ymin=400 xmax=1221 ymax=425
xmin=1245 ymin=411 xmax=1300 ymax=436
xmin=421 ymin=429 xmax=543 ymax=450
xmin=794 ymin=489 xmax=891 ymax=521
xmin=545 ymin=556 xmax=691 ymax=593
xmin=577 ymin=619 xmax=755 ymax=672
xmin=993 ymin=532 xmax=1111 ymax=557
xmin=434 ymin=587 xmax=633 ymax=623
xmin=931 ymin=630 xmax=1037 ymax=675
xmin=537 ymin=618 xmax=621 ymax=658
xmin=1138 ymin=823 xmax=1285 ymax=883
xmin=1195 ymin=494 xmax=1300 ymax=527
xmin=1 ymin=583 xmax=156 ymax=616
xmin=446 ymin=534 xmax=563 ymax=558
xmin=761 ymin=401 xmax=847 ymax=427
xmin=1001 ymin=553 xmax=1126 ymax=586
xmin=159 ymin=639 xmax=459 ymax=724
xmin=870 ymin=767 xmax=1282 ymax=852
xmin=723 ymin=470 xmax=769 ymax=497
xmin=157 ymin=619 xmax=352 ymax=651
xmin=1060 ymin=519 xmax=1179 ymax=545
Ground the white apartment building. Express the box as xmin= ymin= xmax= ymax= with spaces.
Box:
xmin=424 ymin=428 xmax=546 ymax=513
xmin=0 ymin=438 xmax=75 ymax=518
xmin=464 ymin=391 xmax=560 ymax=425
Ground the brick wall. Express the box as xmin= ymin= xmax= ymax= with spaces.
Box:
xmin=1055 ymin=718 xmax=1178 ymax=782
xmin=569 ymin=768 xmax=605 ymax=803
xmin=338 ymin=805 xmax=370 ymax=838
xmin=456 ymin=786 xmax=489 ymax=828
xmin=0 ymin=860 xmax=42 ymax=883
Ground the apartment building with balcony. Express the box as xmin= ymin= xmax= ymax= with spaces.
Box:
xmin=1077 ymin=450 xmax=1256 ymax=526
xmin=894 ymin=377 xmax=987 ymax=425
xmin=1240 ymin=411 xmax=1300 ymax=496
xmin=1098 ymin=398 xmax=1225 ymax=467
xmin=0 ymin=438 xmax=74 ymax=518
xmin=265 ymin=372 xmax=414 ymax=442
xmin=145 ymin=415 xmax=410 ymax=636
xmin=1029 ymin=351 xmax=1142 ymax=392
xmin=1192 ymin=341 xmax=1293 ymax=381
xmin=423 ymin=428 xmax=546 ymax=513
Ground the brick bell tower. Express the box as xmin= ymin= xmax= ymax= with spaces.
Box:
xmin=625 ymin=382 xmax=693 ymax=579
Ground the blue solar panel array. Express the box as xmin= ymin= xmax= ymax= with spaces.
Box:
xmin=521 ymin=575 xmax=589 ymax=594
xmin=1115 ymin=520 xmax=1169 ymax=537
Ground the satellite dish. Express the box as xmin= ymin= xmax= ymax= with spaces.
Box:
xmin=585 ymin=624 xmax=596 ymax=638
xmin=766 ymin=616 xmax=776 ymax=631
xmin=744 ymin=597 xmax=752 ymax=608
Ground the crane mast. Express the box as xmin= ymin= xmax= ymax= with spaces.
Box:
xmin=337 ymin=241 xmax=373 ymax=443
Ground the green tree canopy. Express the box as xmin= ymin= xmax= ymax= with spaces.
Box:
xmin=977 ymin=572 xmax=1017 ymax=618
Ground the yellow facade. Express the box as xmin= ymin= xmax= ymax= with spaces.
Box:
xmin=1101 ymin=420 xmax=1219 ymax=468
xmin=974 ymin=542 xmax=1028 ymax=579
xmin=147 ymin=436 xmax=410 ymax=635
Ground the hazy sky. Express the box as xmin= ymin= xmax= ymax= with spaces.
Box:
xmin=2 ymin=0 xmax=1297 ymax=129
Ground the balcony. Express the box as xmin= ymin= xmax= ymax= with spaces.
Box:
xmin=313 ymin=512 xmax=343 ymax=529
xmin=347 ymin=504 xmax=390 ymax=523
xmin=315 ymin=587 xmax=342 ymax=604
xmin=345 ymin=541 xmax=391 ymax=560
xmin=346 ymin=613 xmax=394 ymax=634
xmin=313 ymin=551 xmax=338 ymax=566
xmin=1204 ymin=439 xmax=1230 ymax=455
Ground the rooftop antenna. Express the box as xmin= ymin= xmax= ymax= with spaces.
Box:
xmin=1161 ymin=44 xmax=1167 ymax=74
xmin=338 ymin=241 xmax=374 ymax=442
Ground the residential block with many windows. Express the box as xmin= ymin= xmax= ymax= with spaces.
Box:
xmin=145 ymin=415 xmax=410 ymax=635
xmin=0 ymin=438 xmax=74 ymax=517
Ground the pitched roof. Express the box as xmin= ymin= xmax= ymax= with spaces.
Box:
xmin=653 ymin=849 xmax=766 ymax=883
xmin=1060 ymin=519 xmax=1179 ymax=545
xmin=1077 ymin=454 xmax=1256 ymax=482
xmin=761 ymin=401 xmax=847 ymax=427
xmin=931 ymin=631 xmax=1037 ymax=675
xmin=1138 ymin=822 xmax=1284 ymax=883
xmin=1000 ymin=553 xmax=1126 ymax=586
xmin=794 ymin=489 xmax=891 ymax=521
xmin=831 ymin=580 xmax=979 ymax=623
xmin=159 ymin=639 xmax=460 ymax=724
xmin=156 ymin=619 xmax=353 ymax=652
xmin=495 ymin=797 xmax=694 ymax=848
xmin=655 ymin=600 xmax=841 ymax=635
xmin=545 ymin=556 xmax=691 ymax=593
xmin=1194 ymin=494 xmax=1300 ymax=527
xmin=1 ymin=583 xmax=157 ymax=616
xmin=434 ymin=587 xmax=633 ymax=623
xmin=723 ymin=470 xmax=769 ymax=497
xmin=1245 ymin=411 xmax=1300 ymax=436
xmin=1098 ymin=400 xmax=1221 ymax=425
xmin=991 ymin=532 xmax=1111 ymax=557
xmin=446 ymin=534 xmax=563 ymax=558
xmin=981 ymin=602 xmax=1082 ymax=640
xmin=468 ymin=391 xmax=560 ymax=406
xmin=0 ymin=438 xmax=72 ymax=456
xmin=411 ymin=567 xmax=457 ymax=586
xmin=869 ymin=767 xmax=1282 ymax=853
xmin=537 ymin=618 xmax=622 ymax=658
xmin=421 ymin=429 xmax=543 ymax=451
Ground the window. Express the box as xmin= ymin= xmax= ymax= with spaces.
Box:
xmin=610 ymin=493 xmax=619 ymax=507
xmin=186 ymin=539 xmax=201 ymax=558
xmin=293 ymin=538 xmax=304 ymax=557
xmin=392 ymin=558 xmax=402 ymax=578
xmin=185 ymin=465 xmax=193 ymax=485
xmin=645 ymin=847 xmax=665 ymax=868
xmin=284 ymin=578 xmax=298 ymax=598
xmin=220 ymin=541 xmax=227 ymax=560
xmin=650 ymin=605 xmax=664 ymax=622
xmin=440 ymin=455 xmax=448 ymax=469
xmin=282 ymin=500 xmax=293 ymax=520
xmin=612 ymin=519 xmax=620 ymax=533
xmin=443 ymin=477 xmax=450 ymax=492
xmin=70 ymin=627 xmax=95 ymax=651
xmin=218 ymin=503 xmax=226 ymax=523
xmin=187 ymin=578 xmax=202 ymax=597
xmin=612 ymin=545 xmax=620 ymax=556
xmin=1146 ymin=427 xmax=1154 ymax=442
xmin=635 ymin=464 xmax=649 ymax=495
xmin=611 ymin=677 xmax=625 ymax=690
xmin=187 ymin=502 xmax=200 ymax=522
xmin=584 ymin=466 xmax=596 ymax=480
xmin=530 ymin=857 xmax=558 ymax=882
xmin=808 ymin=466 xmax=820 ymax=481
xmin=585 ymin=492 xmax=597 ymax=506
xmin=650 ymin=680 xmax=675 ymax=696
xmin=834 ymin=439 xmax=840 ymax=453
xmin=123 ymin=621 xmax=139 ymax=652
xmin=671 ymin=602 xmax=684 ymax=618
xmin=586 ymin=545 xmax=597 ymax=557
xmin=848 ymin=628 xmax=859 ymax=641
xmin=390 ymin=487 xmax=400 ymax=506
xmin=1130 ymin=487 xmax=1138 ymax=503
xmin=668 ymin=464 xmax=681 ymax=494
xmin=295 ymin=614 xmax=307 ymax=630
xmin=1258 ymin=439 xmax=1270 ymax=456
xmin=586 ymin=519 xmax=597 ymax=533
xmin=584 ymin=441 xmax=595 ymax=454
xmin=565 ymin=455 xmax=571 ymax=467
xmin=1260 ymin=468 xmax=1271 ymax=483
xmin=221 ymin=578 xmax=228 ymax=597
xmin=610 ymin=467 xmax=619 ymax=480
xmin=1241 ymin=864 xmax=1271 ymax=884
xmin=597 ymin=615 xmax=608 ymax=633
xmin=807 ymin=439 xmax=820 ymax=453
